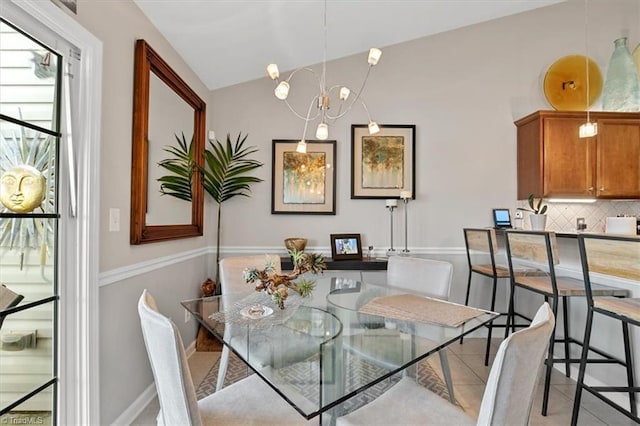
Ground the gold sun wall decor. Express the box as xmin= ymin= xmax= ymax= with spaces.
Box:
xmin=0 ymin=131 xmax=56 ymax=260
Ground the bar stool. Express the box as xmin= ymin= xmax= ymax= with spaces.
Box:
xmin=571 ymin=234 xmax=640 ymax=425
xmin=503 ymin=230 xmax=628 ymax=416
xmin=461 ymin=228 xmax=514 ymax=366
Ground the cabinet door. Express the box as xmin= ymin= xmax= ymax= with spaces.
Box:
xmin=597 ymin=119 xmax=640 ymax=198
xmin=543 ymin=117 xmax=596 ymax=197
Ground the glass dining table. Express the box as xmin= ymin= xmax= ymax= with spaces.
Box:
xmin=181 ymin=276 xmax=497 ymax=424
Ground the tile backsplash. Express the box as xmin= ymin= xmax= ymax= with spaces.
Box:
xmin=515 ymin=200 xmax=640 ymax=233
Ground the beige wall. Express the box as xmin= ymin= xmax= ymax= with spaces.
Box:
xmin=69 ymin=0 xmax=213 ymax=272
xmin=210 ymin=0 xmax=640 ymax=252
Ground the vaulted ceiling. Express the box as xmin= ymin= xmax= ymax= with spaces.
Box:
xmin=133 ymin=0 xmax=566 ymax=90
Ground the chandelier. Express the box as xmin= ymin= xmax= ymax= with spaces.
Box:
xmin=266 ymin=0 xmax=382 ymax=153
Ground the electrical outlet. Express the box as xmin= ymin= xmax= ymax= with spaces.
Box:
xmin=515 ymin=211 xmax=523 ymax=219
xmin=184 ymin=310 xmax=192 ymax=323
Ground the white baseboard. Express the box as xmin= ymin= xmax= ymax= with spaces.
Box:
xmin=110 ymin=341 xmax=197 ymax=426
xmin=110 ymin=382 xmax=157 ymax=426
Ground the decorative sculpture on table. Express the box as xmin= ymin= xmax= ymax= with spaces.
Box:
xmin=243 ymin=250 xmax=326 ymax=309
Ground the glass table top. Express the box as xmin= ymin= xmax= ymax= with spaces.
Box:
xmin=181 ymin=277 xmax=497 ymax=421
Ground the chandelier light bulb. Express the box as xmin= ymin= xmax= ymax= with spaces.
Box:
xmin=274 ymin=81 xmax=290 ymax=100
xmin=296 ymin=139 xmax=307 ymax=153
xmin=368 ymin=121 xmax=380 ymax=135
xmin=316 ymin=122 xmax=329 ymax=140
xmin=339 ymin=87 xmax=350 ymax=100
xmin=266 ymin=63 xmax=279 ymax=80
xmin=368 ymin=48 xmax=382 ymax=66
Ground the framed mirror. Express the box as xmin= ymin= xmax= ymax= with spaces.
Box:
xmin=130 ymin=39 xmax=205 ymax=244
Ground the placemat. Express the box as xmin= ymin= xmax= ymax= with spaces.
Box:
xmin=358 ymin=294 xmax=484 ymax=328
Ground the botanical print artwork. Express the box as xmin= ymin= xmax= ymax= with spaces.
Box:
xmin=282 ymin=151 xmax=326 ymax=204
xmin=361 ymin=135 xmax=405 ymax=189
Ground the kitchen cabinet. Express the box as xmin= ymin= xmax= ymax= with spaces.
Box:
xmin=515 ymin=110 xmax=640 ymax=200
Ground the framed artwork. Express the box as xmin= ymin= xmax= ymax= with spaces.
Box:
xmin=351 ymin=124 xmax=416 ymax=199
xmin=330 ymin=233 xmax=362 ymax=261
xmin=271 ymin=139 xmax=336 ymax=215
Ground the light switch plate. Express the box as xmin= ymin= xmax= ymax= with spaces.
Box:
xmin=109 ymin=208 xmax=120 ymax=232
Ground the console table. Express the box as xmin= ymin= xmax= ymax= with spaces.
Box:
xmin=281 ymin=257 xmax=388 ymax=271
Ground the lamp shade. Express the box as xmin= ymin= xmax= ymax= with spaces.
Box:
xmin=368 ymin=48 xmax=382 ymax=65
xmin=368 ymin=121 xmax=380 ymax=135
xmin=266 ymin=63 xmax=279 ymax=80
xmin=316 ymin=123 xmax=329 ymax=140
xmin=579 ymin=121 xmax=598 ymax=138
xmin=296 ymin=140 xmax=307 ymax=153
xmin=275 ymin=81 xmax=290 ymax=100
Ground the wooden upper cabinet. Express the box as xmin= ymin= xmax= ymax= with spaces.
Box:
xmin=515 ymin=110 xmax=640 ymax=200
xmin=596 ymin=118 xmax=640 ymax=198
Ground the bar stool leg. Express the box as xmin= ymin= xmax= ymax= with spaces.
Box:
xmin=484 ymin=276 xmax=498 ymax=366
xmin=562 ymin=296 xmax=571 ymax=378
xmin=622 ymin=321 xmax=638 ymax=416
xmin=571 ymin=306 xmax=594 ymax=426
xmin=504 ymin=281 xmax=515 ymax=339
xmin=542 ymin=296 xmax=559 ymax=416
xmin=460 ymin=269 xmax=473 ymax=345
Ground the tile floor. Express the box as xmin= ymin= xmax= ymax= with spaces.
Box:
xmin=132 ymin=338 xmax=636 ymax=425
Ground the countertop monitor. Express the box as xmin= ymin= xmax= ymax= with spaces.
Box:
xmin=493 ymin=208 xmax=512 ymax=229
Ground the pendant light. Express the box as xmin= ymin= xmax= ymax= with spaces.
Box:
xmin=579 ymin=0 xmax=598 ymax=138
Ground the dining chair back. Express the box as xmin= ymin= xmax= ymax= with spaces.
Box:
xmin=216 ymin=255 xmax=282 ymax=391
xmin=138 ymin=289 xmax=312 ymax=425
xmin=477 ymin=301 xmax=555 ymax=425
xmin=0 ymin=284 xmax=24 ymax=330
xmin=138 ymin=289 xmax=202 ymax=425
xmin=385 ymin=256 xmax=456 ymax=401
xmin=571 ymin=234 xmax=640 ymax=425
xmin=219 ymin=254 xmax=282 ymax=295
xmin=387 ymin=256 xmax=452 ymax=300
xmin=336 ymin=302 xmax=555 ymax=426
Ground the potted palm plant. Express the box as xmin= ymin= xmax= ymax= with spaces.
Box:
xmin=517 ymin=194 xmax=548 ymax=230
xmin=158 ymin=132 xmax=263 ymax=291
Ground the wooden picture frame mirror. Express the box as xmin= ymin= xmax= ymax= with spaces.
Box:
xmin=130 ymin=39 xmax=206 ymax=244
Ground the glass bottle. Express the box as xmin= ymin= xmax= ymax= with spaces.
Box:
xmin=633 ymin=42 xmax=640 ymax=80
xmin=602 ymin=37 xmax=640 ymax=111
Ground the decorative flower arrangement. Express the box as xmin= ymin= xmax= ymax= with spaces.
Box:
xmin=243 ymin=250 xmax=326 ymax=309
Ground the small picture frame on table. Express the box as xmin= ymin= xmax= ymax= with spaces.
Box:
xmin=330 ymin=233 xmax=362 ymax=261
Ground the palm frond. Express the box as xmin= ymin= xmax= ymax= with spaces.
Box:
xmin=157 ymin=132 xmax=196 ymax=201
xmin=202 ymin=133 xmax=263 ymax=203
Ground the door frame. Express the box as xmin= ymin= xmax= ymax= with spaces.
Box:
xmin=3 ymin=1 xmax=102 ymax=424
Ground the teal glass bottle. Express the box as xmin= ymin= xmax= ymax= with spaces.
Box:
xmin=602 ymin=37 xmax=640 ymax=112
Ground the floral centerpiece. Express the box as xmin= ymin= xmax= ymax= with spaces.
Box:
xmin=242 ymin=250 xmax=326 ymax=309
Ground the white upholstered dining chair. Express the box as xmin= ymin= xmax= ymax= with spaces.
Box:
xmin=387 ymin=256 xmax=456 ymax=401
xmin=216 ymin=254 xmax=281 ymax=391
xmin=336 ymin=302 xmax=555 ymax=426
xmin=138 ymin=289 xmax=311 ymax=425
